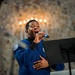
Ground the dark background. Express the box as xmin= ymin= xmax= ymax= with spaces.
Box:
xmin=0 ymin=0 xmax=4 ymax=5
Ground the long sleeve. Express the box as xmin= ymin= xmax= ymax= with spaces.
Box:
xmin=14 ymin=39 xmax=37 ymax=65
xmin=14 ymin=46 xmax=34 ymax=65
xmin=51 ymin=63 xmax=65 ymax=71
xmin=55 ymin=63 xmax=65 ymax=71
xmin=29 ymin=42 xmax=37 ymax=50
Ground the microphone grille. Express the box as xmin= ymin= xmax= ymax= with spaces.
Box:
xmin=44 ymin=34 xmax=49 ymax=38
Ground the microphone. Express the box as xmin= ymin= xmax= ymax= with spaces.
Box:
xmin=38 ymin=32 xmax=49 ymax=38
xmin=44 ymin=34 xmax=49 ymax=38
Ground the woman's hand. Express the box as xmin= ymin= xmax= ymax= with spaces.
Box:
xmin=33 ymin=55 xmax=49 ymax=70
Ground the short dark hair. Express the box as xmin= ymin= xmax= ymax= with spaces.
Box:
xmin=25 ymin=20 xmax=39 ymax=30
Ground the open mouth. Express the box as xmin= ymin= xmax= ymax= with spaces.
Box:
xmin=34 ymin=31 xmax=39 ymax=33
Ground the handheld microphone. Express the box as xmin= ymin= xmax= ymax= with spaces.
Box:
xmin=38 ymin=31 xmax=49 ymax=38
xmin=44 ymin=34 xmax=49 ymax=38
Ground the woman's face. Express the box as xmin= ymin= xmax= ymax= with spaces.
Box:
xmin=26 ymin=21 xmax=41 ymax=38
